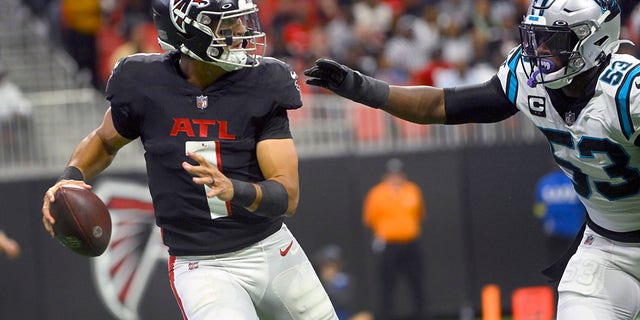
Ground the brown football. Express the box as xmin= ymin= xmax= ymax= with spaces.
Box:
xmin=49 ymin=185 xmax=112 ymax=257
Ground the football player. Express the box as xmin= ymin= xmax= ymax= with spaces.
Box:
xmin=305 ymin=0 xmax=640 ymax=319
xmin=41 ymin=0 xmax=338 ymax=319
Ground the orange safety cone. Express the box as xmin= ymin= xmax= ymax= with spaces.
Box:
xmin=512 ymin=286 xmax=555 ymax=320
xmin=482 ymin=284 xmax=501 ymax=320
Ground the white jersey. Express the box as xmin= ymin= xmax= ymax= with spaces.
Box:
xmin=497 ymin=48 xmax=640 ymax=233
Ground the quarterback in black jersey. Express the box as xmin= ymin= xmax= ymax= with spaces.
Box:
xmin=42 ymin=0 xmax=338 ymax=319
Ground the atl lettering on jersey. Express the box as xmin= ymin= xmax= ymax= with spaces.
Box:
xmin=170 ymin=118 xmax=236 ymax=139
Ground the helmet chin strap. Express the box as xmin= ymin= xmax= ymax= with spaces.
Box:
xmin=527 ymin=58 xmax=556 ymax=88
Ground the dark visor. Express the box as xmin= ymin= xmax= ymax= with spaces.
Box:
xmin=519 ymin=24 xmax=579 ymax=58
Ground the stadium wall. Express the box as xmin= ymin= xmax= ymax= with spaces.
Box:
xmin=0 ymin=142 xmax=555 ymax=319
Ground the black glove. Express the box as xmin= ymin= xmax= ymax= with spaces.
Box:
xmin=304 ymin=58 xmax=389 ymax=109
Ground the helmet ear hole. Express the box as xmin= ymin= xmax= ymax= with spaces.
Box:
xmin=594 ymin=36 xmax=609 ymax=47
xmin=207 ymin=47 xmax=222 ymax=58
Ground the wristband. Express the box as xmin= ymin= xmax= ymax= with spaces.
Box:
xmin=58 ymin=166 xmax=84 ymax=182
xmin=230 ymin=179 xmax=257 ymax=207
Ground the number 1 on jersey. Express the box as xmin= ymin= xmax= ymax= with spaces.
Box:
xmin=185 ymin=141 xmax=230 ymax=220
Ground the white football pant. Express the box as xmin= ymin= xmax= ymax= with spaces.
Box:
xmin=169 ymin=224 xmax=338 ymax=320
xmin=557 ymin=225 xmax=640 ymax=320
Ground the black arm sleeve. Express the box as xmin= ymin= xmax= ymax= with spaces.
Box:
xmin=443 ymin=75 xmax=519 ymax=124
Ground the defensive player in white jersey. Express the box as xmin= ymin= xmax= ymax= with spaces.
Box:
xmin=305 ymin=0 xmax=639 ymax=319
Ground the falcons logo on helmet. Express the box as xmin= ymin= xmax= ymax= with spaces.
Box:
xmin=92 ymin=179 xmax=167 ymax=320
xmin=170 ymin=0 xmax=211 ymax=33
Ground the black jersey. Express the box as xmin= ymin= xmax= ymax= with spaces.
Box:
xmin=105 ymin=51 xmax=302 ymax=256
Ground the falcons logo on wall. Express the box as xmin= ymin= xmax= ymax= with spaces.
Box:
xmin=92 ymin=179 xmax=168 ymax=320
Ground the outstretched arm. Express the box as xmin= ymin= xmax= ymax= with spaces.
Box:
xmin=384 ymin=85 xmax=446 ymax=124
xmin=304 ymin=59 xmax=517 ymax=125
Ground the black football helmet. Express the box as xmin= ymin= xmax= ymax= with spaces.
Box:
xmin=152 ymin=0 xmax=266 ymax=71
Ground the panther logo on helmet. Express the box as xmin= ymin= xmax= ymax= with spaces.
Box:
xmin=593 ymin=0 xmax=620 ymax=13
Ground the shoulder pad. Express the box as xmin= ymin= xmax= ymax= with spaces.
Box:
xmin=605 ymin=54 xmax=640 ymax=142
xmin=257 ymin=58 xmax=302 ymax=110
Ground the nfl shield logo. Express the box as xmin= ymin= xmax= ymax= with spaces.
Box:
xmin=584 ymin=235 xmax=594 ymax=245
xmin=565 ymin=111 xmax=576 ymax=126
xmin=196 ymin=95 xmax=208 ymax=110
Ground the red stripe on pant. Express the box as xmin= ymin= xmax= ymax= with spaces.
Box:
xmin=169 ymin=255 xmax=188 ymax=320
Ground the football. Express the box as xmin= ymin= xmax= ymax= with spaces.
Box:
xmin=49 ymin=185 xmax=112 ymax=257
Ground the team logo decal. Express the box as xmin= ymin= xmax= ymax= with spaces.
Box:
xmin=527 ymin=96 xmax=547 ymax=117
xmin=532 ymin=0 xmax=556 ymax=9
xmin=92 ymin=179 xmax=168 ymax=320
xmin=196 ymin=95 xmax=209 ymax=110
xmin=593 ymin=0 xmax=621 ymax=13
xmin=290 ymin=70 xmax=301 ymax=93
xmin=170 ymin=0 xmax=211 ymax=33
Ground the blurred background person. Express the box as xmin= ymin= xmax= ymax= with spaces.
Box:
xmin=533 ymin=166 xmax=586 ymax=265
xmin=363 ymin=158 xmax=427 ymax=320
xmin=313 ymin=245 xmax=374 ymax=320
xmin=0 ymin=61 xmax=33 ymax=163
xmin=59 ymin=0 xmax=102 ymax=89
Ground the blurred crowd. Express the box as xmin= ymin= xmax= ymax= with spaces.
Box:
xmin=21 ymin=0 xmax=640 ymax=93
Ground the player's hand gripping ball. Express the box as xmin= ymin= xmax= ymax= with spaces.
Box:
xmin=49 ymin=185 xmax=112 ymax=257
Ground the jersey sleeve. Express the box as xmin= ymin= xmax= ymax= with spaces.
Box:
xmin=496 ymin=46 xmax=524 ymax=106
xmin=266 ymin=58 xmax=303 ymax=110
xmin=256 ymin=107 xmax=292 ymax=141
xmin=253 ymin=59 xmax=300 ymax=141
xmin=105 ymin=57 xmax=142 ymax=140
xmin=614 ymin=63 xmax=640 ymax=145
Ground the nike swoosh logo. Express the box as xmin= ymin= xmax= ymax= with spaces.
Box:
xmin=280 ymin=240 xmax=294 ymax=256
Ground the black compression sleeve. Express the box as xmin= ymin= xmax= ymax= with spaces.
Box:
xmin=443 ymin=75 xmax=519 ymax=124
xmin=253 ymin=180 xmax=288 ymax=218
xmin=230 ymin=179 xmax=288 ymax=218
